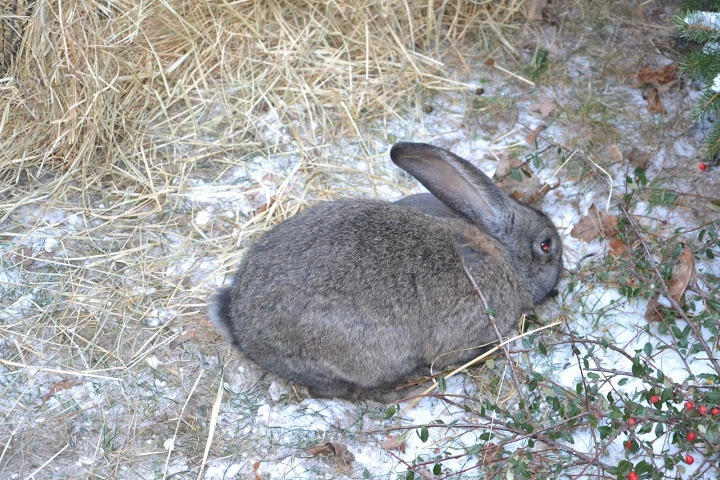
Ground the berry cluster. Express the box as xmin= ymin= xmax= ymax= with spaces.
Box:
xmin=624 ymin=396 xmax=720 ymax=479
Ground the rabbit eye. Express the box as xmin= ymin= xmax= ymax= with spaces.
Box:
xmin=540 ymin=239 xmax=552 ymax=253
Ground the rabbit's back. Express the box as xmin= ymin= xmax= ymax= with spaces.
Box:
xmin=221 ymin=200 xmax=532 ymax=398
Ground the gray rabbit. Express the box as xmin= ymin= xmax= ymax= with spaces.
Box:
xmin=209 ymin=142 xmax=563 ymax=401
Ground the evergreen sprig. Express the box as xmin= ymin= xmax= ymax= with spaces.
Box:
xmin=675 ymin=6 xmax=720 ymax=159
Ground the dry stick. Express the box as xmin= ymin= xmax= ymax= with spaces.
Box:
xmin=197 ymin=364 xmax=226 ymax=480
xmin=24 ymin=444 xmax=69 ymax=480
xmin=0 ymin=358 xmax=120 ymax=381
xmin=163 ymin=369 xmax=204 ymax=479
xmin=403 ymin=321 xmax=560 ymax=411
xmin=460 ymin=262 xmax=530 ymax=420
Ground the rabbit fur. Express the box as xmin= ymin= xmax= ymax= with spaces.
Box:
xmin=209 ymin=142 xmax=563 ymax=401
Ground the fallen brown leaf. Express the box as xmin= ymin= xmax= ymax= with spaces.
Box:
xmin=306 ymin=442 xmax=355 ymax=464
xmin=636 ymin=65 xmax=677 ymax=86
xmin=570 ymin=204 xmax=619 ymax=242
xmin=646 ymin=87 xmax=666 ymax=114
xmin=525 ymin=124 xmax=547 ymax=145
xmin=253 ymin=461 xmax=264 ymax=480
xmin=645 ymin=246 xmax=697 ymax=322
xmin=608 ymin=236 xmax=627 ymax=257
xmin=255 ymin=196 xmax=276 ymax=215
xmin=380 ymin=435 xmax=406 ymax=452
xmin=626 ymin=148 xmax=651 ymax=170
xmin=527 ymin=0 xmax=547 ymax=20
xmin=668 ymin=246 xmax=696 ymax=303
xmin=645 ymin=294 xmax=665 ymax=322
xmin=42 ymin=379 xmax=80 ymax=402
xmin=495 ymin=155 xmax=543 ymax=204
xmin=532 ymin=96 xmax=556 ymax=118
xmin=9 ymin=246 xmax=35 ymax=269
xmin=608 ymin=144 xmax=623 ymax=163
xmin=169 ymin=330 xmax=197 ymax=349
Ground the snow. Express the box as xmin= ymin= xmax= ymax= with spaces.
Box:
xmin=4 ymin=12 xmax=720 ymax=480
xmin=685 ymin=11 xmax=720 ymax=31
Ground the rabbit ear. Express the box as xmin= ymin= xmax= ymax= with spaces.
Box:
xmin=390 ymin=142 xmax=516 ymax=238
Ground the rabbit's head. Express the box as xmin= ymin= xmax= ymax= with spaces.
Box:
xmin=390 ymin=142 xmax=562 ymax=303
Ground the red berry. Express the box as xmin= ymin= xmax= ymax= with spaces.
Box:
xmin=624 ymin=440 xmax=632 ymax=449
xmin=650 ymin=395 xmax=660 ymax=404
xmin=711 ymin=407 xmax=720 ymax=415
xmin=627 ymin=417 xmax=638 ymax=427
xmin=687 ymin=431 xmax=697 ymax=441
xmin=685 ymin=453 xmax=695 ymax=465
xmin=684 ymin=401 xmax=694 ymax=411
xmin=628 ymin=472 xmax=639 ymax=480
xmin=699 ymin=405 xmax=708 ymax=415
xmin=699 ymin=163 xmax=707 ymax=171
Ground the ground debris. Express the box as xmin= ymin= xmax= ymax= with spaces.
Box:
xmin=306 ymin=441 xmax=356 ymax=464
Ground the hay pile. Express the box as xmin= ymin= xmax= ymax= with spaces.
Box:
xmin=2 ymin=0 xmax=521 ymax=189
xmin=0 ymin=0 xmax=525 ymax=476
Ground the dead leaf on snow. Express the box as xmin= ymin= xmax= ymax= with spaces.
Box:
xmin=306 ymin=442 xmax=355 ymax=464
xmin=608 ymin=236 xmax=627 ymax=257
xmin=645 ymin=294 xmax=665 ymax=322
xmin=255 ymin=196 xmax=276 ymax=215
xmin=645 ymin=246 xmax=697 ymax=322
xmin=42 ymin=379 xmax=80 ymax=403
xmin=668 ymin=246 xmax=696 ymax=303
xmin=608 ymin=144 xmax=623 ymax=163
xmin=532 ymin=96 xmax=557 ymax=118
xmin=169 ymin=330 xmax=196 ymax=349
xmin=495 ymin=154 xmax=543 ymax=204
xmin=252 ymin=461 xmax=264 ymax=480
xmin=635 ymin=65 xmax=677 ymax=86
xmin=646 ymin=87 xmax=666 ymax=114
xmin=380 ymin=435 xmax=406 ymax=452
xmin=525 ymin=124 xmax=547 ymax=145
xmin=527 ymin=0 xmax=547 ymax=21
xmin=626 ymin=148 xmax=651 ymax=170
xmin=570 ymin=204 xmax=619 ymax=242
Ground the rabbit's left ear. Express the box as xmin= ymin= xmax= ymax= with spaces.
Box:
xmin=390 ymin=142 xmax=516 ymax=238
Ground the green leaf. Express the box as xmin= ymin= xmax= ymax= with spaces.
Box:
xmin=437 ymin=376 xmax=447 ymax=393
xmin=418 ymin=426 xmax=429 ymax=443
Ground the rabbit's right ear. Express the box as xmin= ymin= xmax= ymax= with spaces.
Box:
xmin=390 ymin=142 xmax=516 ymax=238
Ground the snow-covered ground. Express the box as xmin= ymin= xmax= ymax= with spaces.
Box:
xmin=2 ymin=2 xmax=720 ymax=479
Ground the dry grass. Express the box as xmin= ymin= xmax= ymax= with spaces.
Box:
xmin=0 ymin=0 xmax=527 ymax=477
